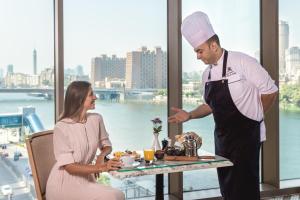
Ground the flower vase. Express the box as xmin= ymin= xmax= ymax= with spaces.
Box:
xmin=152 ymin=133 xmax=161 ymax=151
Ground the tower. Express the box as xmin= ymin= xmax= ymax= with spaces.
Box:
xmin=279 ymin=21 xmax=289 ymax=76
xmin=7 ymin=64 xmax=14 ymax=75
xmin=33 ymin=49 xmax=37 ymax=75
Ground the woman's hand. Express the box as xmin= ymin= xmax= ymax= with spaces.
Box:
xmin=94 ymin=155 xmax=105 ymax=179
xmin=96 ymin=158 xmax=122 ymax=173
xmin=105 ymin=158 xmax=123 ymax=171
xmin=168 ymin=107 xmax=190 ymax=123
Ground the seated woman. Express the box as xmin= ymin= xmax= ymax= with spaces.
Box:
xmin=46 ymin=81 xmax=124 ymax=200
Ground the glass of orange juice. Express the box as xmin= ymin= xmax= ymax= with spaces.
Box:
xmin=144 ymin=148 xmax=155 ymax=164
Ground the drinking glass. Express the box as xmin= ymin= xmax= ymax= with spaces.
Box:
xmin=143 ymin=149 xmax=155 ymax=164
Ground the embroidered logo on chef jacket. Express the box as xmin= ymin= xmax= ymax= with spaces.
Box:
xmin=225 ymin=67 xmax=244 ymax=84
xmin=226 ymin=67 xmax=237 ymax=77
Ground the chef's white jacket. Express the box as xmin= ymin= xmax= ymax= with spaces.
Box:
xmin=202 ymin=50 xmax=278 ymax=141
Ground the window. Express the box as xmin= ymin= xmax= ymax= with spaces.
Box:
xmin=279 ymin=0 xmax=300 ymax=180
xmin=182 ymin=0 xmax=259 ymax=191
xmin=64 ymin=0 xmax=168 ymax=198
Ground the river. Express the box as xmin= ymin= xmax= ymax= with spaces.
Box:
xmin=0 ymin=93 xmax=299 ymax=192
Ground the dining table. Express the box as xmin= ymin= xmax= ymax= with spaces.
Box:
xmin=109 ymin=150 xmax=233 ymax=200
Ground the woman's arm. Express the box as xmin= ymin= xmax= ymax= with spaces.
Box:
xmin=64 ymin=163 xmax=102 ymax=175
xmin=64 ymin=158 xmax=122 ymax=176
xmin=96 ymin=146 xmax=112 ymax=162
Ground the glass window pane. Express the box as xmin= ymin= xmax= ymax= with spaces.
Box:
xmin=182 ymin=0 xmax=259 ymax=192
xmin=279 ymin=0 xmax=300 ymax=180
xmin=64 ymin=0 xmax=167 ymax=198
xmin=0 ymin=1 xmax=54 ymax=199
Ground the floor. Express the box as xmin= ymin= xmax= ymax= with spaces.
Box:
xmin=263 ymin=194 xmax=300 ymax=200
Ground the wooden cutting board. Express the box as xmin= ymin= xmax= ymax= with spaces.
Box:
xmin=164 ymin=155 xmax=215 ymax=161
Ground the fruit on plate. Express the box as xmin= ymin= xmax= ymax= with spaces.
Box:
xmin=113 ymin=150 xmax=141 ymax=160
xmin=113 ymin=151 xmax=125 ymax=159
xmin=125 ymin=150 xmax=141 ymax=160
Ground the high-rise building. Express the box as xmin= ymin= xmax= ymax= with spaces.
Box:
xmin=279 ymin=20 xmax=289 ymax=76
xmin=286 ymin=47 xmax=300 ymax=83
xmin=7 ymin=64 xmax=14 ymax=75
xmin=76 ymin=65 xmax=84 ymax=76
xmin=65 ymin=68 xmax=76 ymax=76
xmin=33 ymin=49 xmax=37 ymax=75
xmin=91 ymin=54 xmax=126 ymax=87
xmin=40 ymin=68 xmax=54 ymax=86
xmin=0 ymin=68 xmax=3 ymax=78
xmin=125 ymin=46 xmax=167 ymax=89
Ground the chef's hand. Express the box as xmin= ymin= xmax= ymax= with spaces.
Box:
xmin=168 ymin=107 xmax=190 ymax=123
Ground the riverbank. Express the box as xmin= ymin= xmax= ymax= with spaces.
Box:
xmin=280 ymin=104 xmax=300 ymax=112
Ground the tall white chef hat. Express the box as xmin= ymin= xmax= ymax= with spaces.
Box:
xmin=181 ymin=11 xmax=215 ymax=49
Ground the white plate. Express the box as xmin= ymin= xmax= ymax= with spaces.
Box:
xmin=122 ymin=161 xmax=140 ymax=169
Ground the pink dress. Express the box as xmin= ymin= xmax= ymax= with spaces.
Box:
xmin=46 ymin=113 xmax=124 ymax=200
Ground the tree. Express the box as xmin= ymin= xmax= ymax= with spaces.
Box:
xmin=279 ymin=83 xmax=300 ymax=109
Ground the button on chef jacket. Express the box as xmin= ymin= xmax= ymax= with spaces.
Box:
xmin=202 ymin=50 xmax=278 ymax=141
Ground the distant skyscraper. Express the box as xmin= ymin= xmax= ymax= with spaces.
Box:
xmin=7 ymin=64 xmax=14 ymax=75
xmin=125 ymin=46 xmax=167 ymax=89
xmin=65 ymin=68 xmax=75 ymax=76
xmin=0 ymin=68 xmax=3 ymax=78
xmin=285 ymin=47 xmax=300 ymax=82
xmin=91 ymin=55 xmax=126 ymax=87
xmin=33 ymin=49 xmax=37 ymax=75
xmin=76 ymin=65 xmax=84 ymax=76
xmin=279 ymin=20 xmax=289 ymax=75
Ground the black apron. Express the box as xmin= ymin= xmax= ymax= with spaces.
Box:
xmin=204 ymin=50 xmax=261 ymax=200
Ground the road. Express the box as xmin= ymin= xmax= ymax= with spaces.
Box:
xmin=0 ymin=159 xmax=32 ymax=200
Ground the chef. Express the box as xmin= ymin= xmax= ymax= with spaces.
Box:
xmin=168 ymin=11 xmax=278 ymax=200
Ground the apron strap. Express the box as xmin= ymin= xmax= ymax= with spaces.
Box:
xmin=208 ymin=65 xmax=212 ymax=80
xmin=222 ymin=50 xmax=228 ymax=78
xmin=207 ymin=49 xmax=228 ymax=81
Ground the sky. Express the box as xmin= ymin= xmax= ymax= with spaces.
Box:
xmin=0 ymin=0 xmax=300 ymax=75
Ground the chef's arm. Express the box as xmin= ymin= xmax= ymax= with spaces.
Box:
xmin=168 ymin=104 xmax=212 ymax=124
xmin=261 ymin=91 xmax=278 ymax=113
xmin=188 ymin=103 xmax=213 ymax=119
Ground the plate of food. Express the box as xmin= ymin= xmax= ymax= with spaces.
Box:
xmin=113 ymin=150 xmax=141 ymax=161
xmin=121 ymin=161 xmax=140 ymax=169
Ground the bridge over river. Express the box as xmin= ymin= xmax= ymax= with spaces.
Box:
xmin=0 ymin=88 xmax=158 ymax=101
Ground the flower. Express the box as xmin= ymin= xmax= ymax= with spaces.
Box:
xmin=151 ymin=117 xmax=162 ymax=134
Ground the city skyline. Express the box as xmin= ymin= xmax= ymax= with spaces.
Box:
xmin=1 ymin=0 xmax=300 ymax=75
